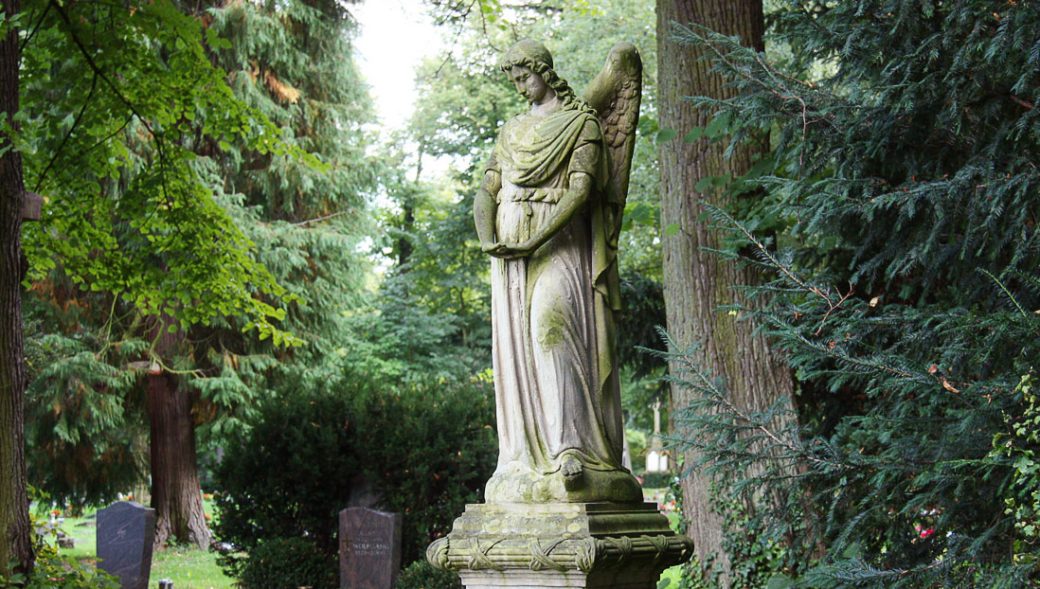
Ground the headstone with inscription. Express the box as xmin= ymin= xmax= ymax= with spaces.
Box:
xmin=96 ymin=501 xmax=156 ymax=589
xmin=339 ymin=507 xmax=402 ymax=589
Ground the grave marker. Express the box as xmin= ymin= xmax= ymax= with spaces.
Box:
xmin=96 ymin=501 xmax=156 ymax=589
xmin=339 ymin=507 xmax=402 ymax=589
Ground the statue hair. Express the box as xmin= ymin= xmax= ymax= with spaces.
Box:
xmin=500 ymin=55 xmax=596 ymax=115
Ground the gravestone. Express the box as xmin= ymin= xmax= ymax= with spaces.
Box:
xmin=96 ymin=501 xmax=156 ymax=589
xmin=339 ymin=507 xmax=402 ymax=589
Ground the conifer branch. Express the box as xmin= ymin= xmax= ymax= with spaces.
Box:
xmin=1010 ymin=95 xmax=1035 ymax=110
xmin=292 ymin=211 xmax=350 ymax=226
xmin=680 ymin=362 xmax=847 ymax=471
xmin=704 ymin=203 xmax=841 ymax=313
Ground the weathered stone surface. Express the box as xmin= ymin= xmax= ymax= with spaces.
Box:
xmin=428 ymin=502 xmax=693 ymax=589
xmin=339 ymin=507 xmax=402 ymax=589
xmin=473 ymin=39 xmax=645 ymax=505
xmin=96 ymin=501 xmax=156 ymax=589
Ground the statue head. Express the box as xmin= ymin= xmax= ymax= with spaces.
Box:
xmin=500 ymin=39 xmax=588 ymax=112
xmin=501 ymin=39 xmax=554 ymax=71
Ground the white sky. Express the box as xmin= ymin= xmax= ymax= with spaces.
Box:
xmin=353 ymin=0 xmax=445 ymax=131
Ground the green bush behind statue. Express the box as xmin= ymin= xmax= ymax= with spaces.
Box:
xmin=394 ymin=560 xmax=463 ymax=589
xmin=213 ymin=379 xmax=496 ymax=587
xmin=236 ymin=537 xmax=337 ymax=589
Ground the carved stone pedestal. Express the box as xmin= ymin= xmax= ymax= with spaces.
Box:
xmin=427 ymin=502 xmax=693 ymax=589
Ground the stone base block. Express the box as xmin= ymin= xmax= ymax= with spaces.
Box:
xmin=427 ymin=502 xmax=693 ymax=589
xmin=459 ymin=569 xmax=672 ymax=589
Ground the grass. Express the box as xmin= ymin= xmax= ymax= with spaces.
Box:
xmin=151 ymin=546 xmax=234 ymax=589
xmin=52 ymin=501 xmax=235 ymax=589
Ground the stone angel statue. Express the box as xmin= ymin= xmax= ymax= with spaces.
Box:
xmin=474 ymin=39 xmax=644 ymax=503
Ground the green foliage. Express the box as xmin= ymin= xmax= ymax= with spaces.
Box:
xmin=16 ymin=0 xmax=309 ymax=505
xmin=993 ymin=374 xmax=1040 ymax=568
xmin=204 ymin=0 xmax=375 ymax=355
xmin=213 ymin=385 xmax=359 ymax=562
xmin=359 ymin=386 xmax=497 ymax=564
xmin=18 ymin=0 xmax=300 ymax=340
xmin=627 ymin=428 xmax=647 ymax=469
xmin=639 ymin=472 xmax=673 ymax=490
xmin=665 ymin=339 xmax=814 ymax=586
xmin=22 ymin=305 xmax=149 ymax=508
xmin=359 ymin=150 xmax=493 ymax=385
xmin=20 ymin=0 xmax=376 ymax=507
xmin=618 ymin=273 xmax=668 ymax=378
xmin=237 ymin=537 xmax=337 ymax=589
xmin=394 ymin=560 xmax=462 ymax=589
xmin=214 ymin=378 xmax=496 ymax=579
xmin=668 ymin=1 xmax=1040 ymax=586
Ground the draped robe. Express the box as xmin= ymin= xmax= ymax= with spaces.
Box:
xmin=483 ymin=103 xmax=641 ymax=503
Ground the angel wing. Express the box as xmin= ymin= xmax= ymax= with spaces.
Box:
xmin=583 ymin=42 xmax=643 ymax=221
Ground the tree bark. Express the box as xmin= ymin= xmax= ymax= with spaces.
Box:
xmin=147 ymin=318 xmax=210 ymax=550
xmin=656 ymin=0 xmax=795 ymax=585
xmin=0 ymin=0 xmax=34 ymax=574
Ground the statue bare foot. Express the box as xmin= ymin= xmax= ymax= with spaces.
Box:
xmin=561 ymin=456 xmax=584 ymax=490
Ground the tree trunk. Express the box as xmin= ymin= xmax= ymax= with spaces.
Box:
xmin=147 ymin=318 xmax=210 ymax=550
xmin=0 ymin=0 xmax=34 ymax=574
xmin=656 ymin=0 xmax=795 ymax=585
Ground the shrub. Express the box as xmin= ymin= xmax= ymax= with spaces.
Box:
xmin=394 ymin=560 xmax=461 ymax=589
xmin=359 ymin=386 xmax=497 ymax=562
xmin=237 ymin=537 xmax=336 ymax=589
xmin=640 ymin=471 xmax=673 ymax=490
xmin=215 ymin=379 xmax=497 ymax=579
xmin=214 ymin=386 xmax=362 ymax=561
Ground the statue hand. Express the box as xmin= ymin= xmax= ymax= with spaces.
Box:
xmin=482 ymin=242 xmax=532 ymax=259
xmin=481 ymin=242 xmax=508 ymax=255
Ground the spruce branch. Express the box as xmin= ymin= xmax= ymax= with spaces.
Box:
xmin=980 ymin=268 xmax=1030 ymax=320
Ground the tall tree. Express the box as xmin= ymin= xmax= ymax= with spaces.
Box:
xmin=146 ymin=315 xmax=209 ymax=548
xmin=140 ymin=0 xmax=375 ymax=546
xmin=0 ymin=0 xmax=33 ymax=574
xmin=656 ymin=0 xmax=796 ymax=583
xmin=14 ymin=0 xmax=305 ymax=552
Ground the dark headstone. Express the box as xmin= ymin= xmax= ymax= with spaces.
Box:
xmin=57 ymin=531 xmax=74 ymax=549
xmin=339 ymin=507 xmax=402 ymax=589
xmin=96 ymin=501 xmax=156 ymax=589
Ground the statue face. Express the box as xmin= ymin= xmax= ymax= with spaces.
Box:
xmin=508 ymin=66 xmax=554 ymax=105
